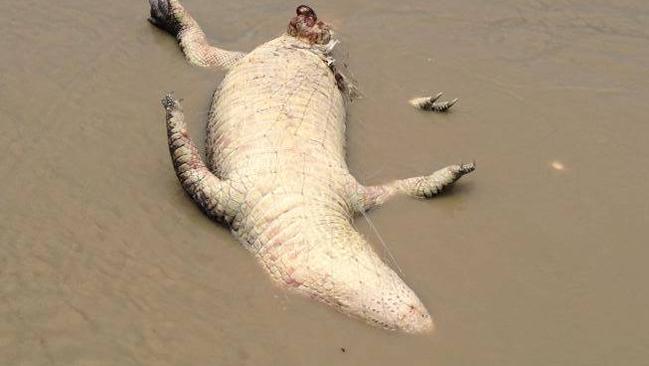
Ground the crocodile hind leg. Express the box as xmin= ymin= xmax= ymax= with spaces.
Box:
xmin=352 ymin=162 xmax=475 ymax=212
xmin=148 ymin=0 xmax=246 ymax=69
xmin=409 ymin=92 xmax=458 ymax=112
xmin=162 ymin=94 xmax=239 ymax=222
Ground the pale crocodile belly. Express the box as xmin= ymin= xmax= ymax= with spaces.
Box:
xmin=206 ymin=37 xmax=347 ymax=182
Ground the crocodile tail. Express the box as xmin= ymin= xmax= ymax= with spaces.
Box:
xmin=256 ymin=212 xmax=434 ymax=333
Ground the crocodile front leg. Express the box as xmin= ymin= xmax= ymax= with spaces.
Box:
xmin=162 ymin=94 xmax=239 ymax=222
xmin=148 ymin=0 xmax=246 ymax=69
xmin=352 ymin=163 xmax=475 ymax=212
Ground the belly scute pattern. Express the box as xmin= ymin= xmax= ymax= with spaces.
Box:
xmin=153 ymin=1 xmax=474 ymax=334
xmin=207 ymin=37 xmax=347 ymax=181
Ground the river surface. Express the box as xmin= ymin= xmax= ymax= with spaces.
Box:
xmin=1 ymin=1 xmax=649 ymax=365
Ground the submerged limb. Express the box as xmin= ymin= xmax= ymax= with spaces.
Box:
xmin=148 ymin=0 xmax=245 ymax=69
xmin=409 ymin=93 xmax=458 ymax=112
xmin=162 ymin=94 xmax=237 ymax=221
xmin=352 ymin=162 xmax=475 ymax=212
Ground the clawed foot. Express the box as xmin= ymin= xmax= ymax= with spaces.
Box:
xmin=161 ymin=93 xmax=182 ymax=112
xmin=453 ymin=161 xmax=476 ymax=176
xmin=409 ymin=92 xmax=458 ymax=112
xmin=161 ymin=93 xmax=187 ymax=133
xmin=148 ymin=0 xmax=181 ymax=35
xmin=415 ymin=161 xmax=475 ymax=198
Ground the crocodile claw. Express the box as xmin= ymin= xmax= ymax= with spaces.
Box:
xmin=429 ymin=92 xmax=443 ymax=103
xmin=432 ymin=98 xmax=458 ymax=112
xmin=161 ymin=93 xmax=182 ymax=112
xmin=457 ymin=161 xmax=476 ymax=175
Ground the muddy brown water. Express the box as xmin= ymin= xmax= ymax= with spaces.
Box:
xmin=2 ymin=0 xmax=649 ymax=365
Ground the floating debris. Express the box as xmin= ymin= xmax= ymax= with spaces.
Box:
xmin=551 ymin=161 xmax=566 ymax=171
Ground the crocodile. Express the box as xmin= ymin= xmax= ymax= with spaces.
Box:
xmin=148 ymin=0 xmax=474 ymax=333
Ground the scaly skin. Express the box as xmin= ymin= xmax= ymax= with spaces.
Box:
xmin=150 ymin=1 xmax=475 ymax=333
xmin=409 ymin=93 xmax=459 ymax=112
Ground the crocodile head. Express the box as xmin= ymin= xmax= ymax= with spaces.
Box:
xmin=287 ymin=5 xmax=332 ymax=45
